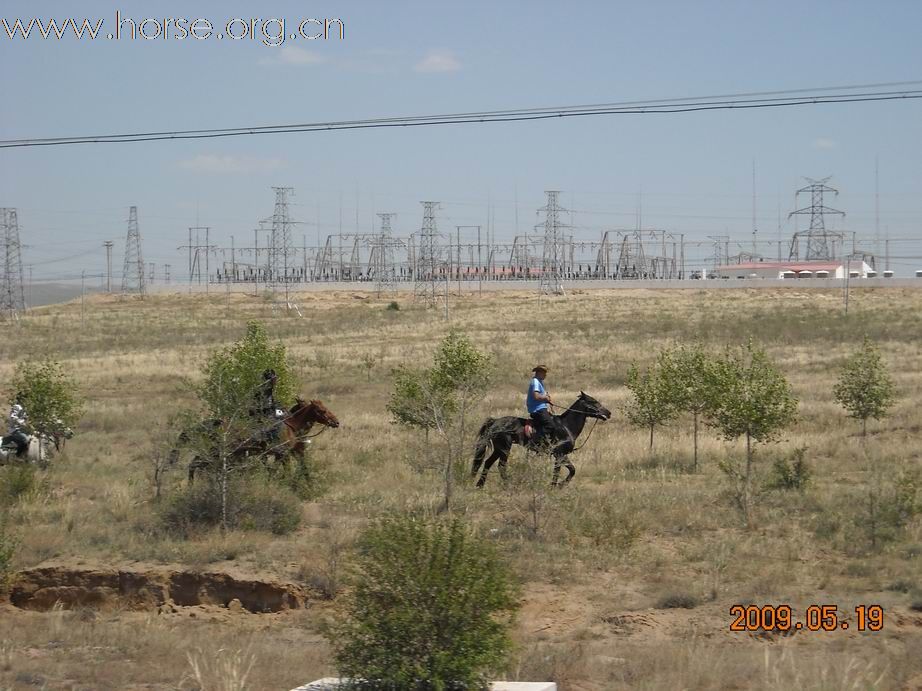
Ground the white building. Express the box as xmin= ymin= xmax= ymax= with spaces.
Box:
xmin=713 ymin=260 xmax=875 ymax=280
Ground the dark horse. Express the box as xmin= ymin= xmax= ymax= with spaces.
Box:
xmin=471 ymin=391 xmax=611 ymax=487
xmin=171 ymin=397 xmax=340 ymax=482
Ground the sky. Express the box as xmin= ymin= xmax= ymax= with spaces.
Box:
xmin=2 ymin=0 xmax=921 ymax=283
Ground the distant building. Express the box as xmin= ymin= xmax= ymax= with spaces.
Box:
xmin=713 ymin=260 xmax=874 ymax=280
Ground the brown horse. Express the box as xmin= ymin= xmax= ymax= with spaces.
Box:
xmin=180 ymin=397 xmax=340 ymax=482
xmin=275 ymin=397 xmax=340 ymax=460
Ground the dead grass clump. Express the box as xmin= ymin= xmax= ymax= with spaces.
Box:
xmin=655 ymin=591 xmax=700 ymax=609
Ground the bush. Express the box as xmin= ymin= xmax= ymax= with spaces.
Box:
xmin=833 ymin=336 xmax=896 ymax=436
xmin=767 ymin=447 xmax=812 ymax=491
xmin=568 ymin=496 xmax=642 ymax=551
xmin=0 ymin=517 xmax=18 ymax=592
xmin=0 ymin=465 xmax=42 ymax=507
xmin=198 ymin=320 xmax=294 ymax=421
xmin=386 ymin=301 xmax=400 ymax=311
xmin=655 ymin=592 xmax=700 ymax=609
xmin=274 ymin=452 xmax=328 ymax=501
xmin=10 ymin=359 xmax=83 ymax=438
xmin=159 ymin=475 xmax=301 ymax=537
xmin=327 ymin=516 xmax=519 ymax=690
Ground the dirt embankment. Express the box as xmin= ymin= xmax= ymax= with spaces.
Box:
xmin=7 ymin=563 xmax=307 ymax=614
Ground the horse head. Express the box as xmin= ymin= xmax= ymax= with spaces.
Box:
xmin=289 ymin=397 xmax=340 ymax=429
xmin=308 ymin=399 xmax=341 ymax=428
xmin=576 ymin=391 xmax=612 ymax=421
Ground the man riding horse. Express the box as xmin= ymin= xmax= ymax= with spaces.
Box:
xmin=250 ymin=368 xmax=285 ymax=445
xmin=2 ymin=396 xmax=30 ymax=458
xmin=526 ymin=365 xmax=571 ymax=455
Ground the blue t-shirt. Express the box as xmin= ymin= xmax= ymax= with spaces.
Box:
xmin=526 ymin=377 xmax=548 ymax=414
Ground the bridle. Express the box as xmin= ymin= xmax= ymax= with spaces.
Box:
xmin=549 ymin=400 xmax=608 ymax=451
xmin=283 ymin=404 xmax=337 ymax=439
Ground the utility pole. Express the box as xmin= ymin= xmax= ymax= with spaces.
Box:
xmin=103 ymin=241 xmax=114 ymax=293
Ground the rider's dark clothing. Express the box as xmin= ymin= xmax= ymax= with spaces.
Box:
xmin=3 ymin=430 xmax=28 ymax=457
xmin=530 ymin=408 xmax=569 ymax=454
xmin=251 ymin=378 xmax=282 ymax=442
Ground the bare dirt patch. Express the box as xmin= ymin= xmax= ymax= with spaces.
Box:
xmin=8 ymin=562 xmax=307 ymax=613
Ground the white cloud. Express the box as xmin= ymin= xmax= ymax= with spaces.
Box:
xmin=813 ymin=138 xmax=838 ymax=150
xmin=178 ymin=154 xmax=286 ymax=175
xmin=259 ymin=46 xmax=327 ymax=66
xmin=414 ymin=49 xmax=462 ymax=73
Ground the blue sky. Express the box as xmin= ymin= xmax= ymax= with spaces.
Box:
xmin=2 ymin=0 xmax=921 ymax=281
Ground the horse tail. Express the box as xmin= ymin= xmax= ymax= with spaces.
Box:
xmin=472 ymin=418 xmax=495 ymax=470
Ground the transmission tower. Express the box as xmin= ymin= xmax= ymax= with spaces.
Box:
xmin=121 ymin=206 xmax=146 ymax=295
xmin=788 ymin=177 xmax=845 ymax=261
xmin=539 ymin=191 xmax=566 ymax=294
xmin=0 ymin=208 xmax=26 ymax=319
xmin=414 ymin=201 xmax=442 ymax=307
xmin=269 ymin=187 xmax=294 ymax=285
xmin=372 ymin=212 xmax=399 ymax=296
xmin=615 ymin=231 xmax=649 ymax=279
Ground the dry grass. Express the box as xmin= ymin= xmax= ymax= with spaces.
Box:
xmin=0 ymin=286 xmax=921 ymax=689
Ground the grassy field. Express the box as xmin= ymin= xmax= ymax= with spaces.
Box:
xmin=1 ymin=286 xmax=921 ymax=690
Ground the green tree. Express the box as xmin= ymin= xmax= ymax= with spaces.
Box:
xmin=198 ymin=320 xmax=294 ymax=420
xmin=625 ymin=350 xmax=680 ymax=453
xmin=833 ymin=336 xmax=896 ymax=437
xmin=666 ymin=344 xmax=717 ymax=471
xmin=10 ymin=359 xmax=83 ymax=440
xmin=706 ymin=339 xmax=798 ymax=526
xmin=171 ymin=321 xmax=302 ymax=532
xmin=387 ymin=330 xmax=492 ymax=512
xmin=328 ymin=515 xmax=518 ymax=690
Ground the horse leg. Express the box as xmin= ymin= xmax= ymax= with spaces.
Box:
xmin=562 ymin=458 xmax=576 ymax=485
xmin=498 ymin=453 xmax=509 ymax=482
xmin=471 ymin=445 xmax=487 ymax=478
xmin=551 ymin=457 xmax=562 ymax=487
xmin=476 ymin=450 xmax=499 ymax=488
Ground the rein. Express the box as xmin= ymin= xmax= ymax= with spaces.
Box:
xmin=572 ymin=417 xmax=599 ymax=451
xmin=283 ymin=409 xmax=331 ymax=439
xmin=549 ymin=402 xmax=603 ymax=452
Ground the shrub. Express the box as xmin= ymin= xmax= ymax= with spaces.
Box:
xmin=0 ymin=465 xmax=41 ymax=507
xmin=706 ymin=339 xmax=798 ymax=526
xmin=767 ymin=447 xmax=812 ymax=491
xmin=833 ymin=336 xmax=896 ymax=437
xmin=386 ymin=301 xmax=400 ymax=311
xmin=198 ymin=321 xmax=294 ymax=421
xmin=625 ymin=351 xmax=680 ymax=453
xmin=847 ymin=467 xmax=921 ymax=552
xmin=388 ymin=330 xmax=492 ymax=512
xmin=0 ymin=517 xmax=18 ymax=592
xmin=327 ymin=516 xmax=518 ymax=690
xmin=159 ymin=475 xmax=301 ymax=537
xmin=274 ymin=452 xmax=328 ymax=501
xmin=10 ymin=359 xmax=83 ymax=438
xmin=568 ymin=496 xmax=642 ymax=551
xmin=655 ymin=592 xmax=699 ymax=609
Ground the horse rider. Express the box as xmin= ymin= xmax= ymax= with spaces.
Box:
xmin=3 ymin=398 xmax=30 ymax=458
xmin=251 ymin=369 xmax=284 ymax=443
xmin=526 ymin=365 xmax=568 ymax=453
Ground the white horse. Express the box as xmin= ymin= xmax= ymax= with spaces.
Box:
xmin=0 ymin=427 xmax=72 ymax=465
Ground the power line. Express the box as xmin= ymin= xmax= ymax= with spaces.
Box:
xmin=3 ymin=85 xmax=921 ymax=149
